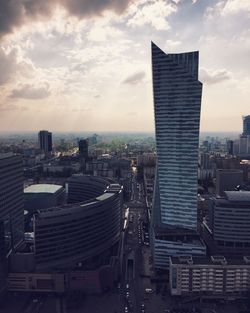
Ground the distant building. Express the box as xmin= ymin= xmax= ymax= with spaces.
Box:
xmin=151 ymin=43 xmax=205 ymax=268
xmin=233 ymin=116 xmax=250 ymax=157
xmin=24 ymin=184 xmax=65 ymax=214
xmin=198 ymin=153 xmax=214 ymax=180
xmin=202 ymin=191 xmax=250 ymax=256
xmin=38 ymin=130 xmax=52 ymax=157
xmin=227 ymin=140 xmax=234 ymax=155
xmin=78 ymin=139 xmax=88 ymax=159
xmin=170 ymin=255 xmax=250 ymax=299
xmin=216 ymin=169 xmax=243 ymax=196
xmin=243 ymin=115 xmax=250 ymax=136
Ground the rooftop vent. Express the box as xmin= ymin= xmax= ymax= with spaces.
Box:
xmin=211 ymin=255 xmax=227 ymax=265
xmin=243 ymin=256 xmax=250 ymax=264
xmin=178 ymin=255 xmax=193 ymax=265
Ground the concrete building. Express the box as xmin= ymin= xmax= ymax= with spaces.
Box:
xmin=151 ymin=43 xmax=205 ymax=269
xmin=38 ymin=130 xmax=52 ymax=157
xmin=202 ymin=191 xmax=250 ymax=256
xmin=24 ymin=184 xmax=65 ymax=213
xmin=0 ymin=153 xmax=24 ymax=294
xmin=170 ymin=255 xmax=250 ymax=299
xmin=216 ymin=169 xmax=243 ymax=196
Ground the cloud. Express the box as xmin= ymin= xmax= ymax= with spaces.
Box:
xmin=199 ymin=68 xmax=231 ymax=85
xmin=165 ymin=39 xmax=181 ymax=49
xmin=126 ymin=111 xmax=138 ymax=116
xmin=10 ymin=82 xmax=51 ymax=99
xmin=221 ymin=0 xmax=250 ymax=16
xmin=0 ymin=48 xmax=17 ymax=85
xmin=0 ymin=0 xmax=132 ymax=37
xmin=127 ymin=0 xmax=177 ymax=30
xmin=123 ymin=71 xmax=145 ymax=85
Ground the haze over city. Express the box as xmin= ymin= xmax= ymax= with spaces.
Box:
xmin=0 ymin=0 xmax=249 ymax=132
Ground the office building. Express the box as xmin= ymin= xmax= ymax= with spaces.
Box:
xmin=0 ymin=153 xmax=24 ymax=294
xmin=38 ymin=130 xmax=52 ymax=156
xmin=9 ymin=175 xmax=123 ymax=293
xmin=78 ymin=139 xmax=89 ymax=159
xmin=202 ymin=191 xmax=250 ymax=256
xmin=170 ymin=255 xmax=250 ymax=299
xmin=243 ymin=115 xmax=250 ymax=136
xmin=151 ymin=42 xmax=205 ymax=269
xmin=0 ymin=153 xmax=24 ymax=250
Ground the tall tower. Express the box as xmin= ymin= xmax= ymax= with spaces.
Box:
xmin=151 ymin=42 xmax=205 ymax=269
xmin=78 ymin=139 xmax=89 ymax=159
xmin=0 ymin=153 xmax=24 ymax=293
xmin=38 ymin=130 xmax=52 ymax=157
xmin=243 ymin=115 xmax=250 ymax=136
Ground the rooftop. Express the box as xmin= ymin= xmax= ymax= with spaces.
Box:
xmin=225 ymin=191 xmax=250 ymax=202
xmin=0 ymin=153 xmax=14 ymax=160
xmin=171 ymin=255 xmax=250 ymax=266
xmin=24 ymin=184 xmax=63 ymax=194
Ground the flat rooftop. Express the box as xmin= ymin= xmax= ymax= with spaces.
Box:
xmin=171 ymin=255 xmax=250 ymax=266
xmin=0 ymin=153 xmax=14 ymax=160
xmin=225 ymin=191 xmax=250 ymax=202
xmin=24 ymin=184 xmax=63 ymax=194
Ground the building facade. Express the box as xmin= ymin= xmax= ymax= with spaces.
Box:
xmin=170 ymin=255 xmax=250 ymax=299
xmin=202 ymin=191 xmax=250 ymax=256
xmin=215 ymin=169 xmax=243 ymax=197
xmin=38 ymin=130 xmax=52 ymax=156
xmin=0 ymin=153 xmax=24 ymax=250
xmin=78 ymin=139 xmax=89 ymax=159
xmin=24 ymin=184 xmax=66 ymax=213
xmin=243 ymin=115 xmax=250 ymax=136
xmin=0 ymin=153 xmax=24 ymax=294
xmin=34 ymin=178 xmax=123 ymax=270
xmin=151 ymin=43 xmax=204 ymax=269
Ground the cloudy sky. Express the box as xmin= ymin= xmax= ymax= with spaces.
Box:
xmin=0 ymin=0 xmax=249 ymax=132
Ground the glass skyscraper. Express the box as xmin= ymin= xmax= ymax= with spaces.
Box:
xmin=151 ymin=42 xmax=205 ymax=269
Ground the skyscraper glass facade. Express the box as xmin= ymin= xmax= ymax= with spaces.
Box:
xmin=152 ymin=42 xmax=202 ymax=231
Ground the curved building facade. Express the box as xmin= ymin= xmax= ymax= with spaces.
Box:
xmin=202 ymin=191 xmax=250 ymax=256
xmin=66 ymin=175 xmax=109 ymax=203
xmin=34 ymin=176 xmax=123 ymax=270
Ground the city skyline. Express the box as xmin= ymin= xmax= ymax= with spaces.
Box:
xmin=0 ymin=0 xmax=249 ymax=132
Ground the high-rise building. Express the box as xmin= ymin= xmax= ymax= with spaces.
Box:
xmin=0 ymin=153 xmax=24 ymax=249
xmin=38 ymin=130 xmax=52 ymax=156
xmin=243 ymin=115 xmax=250 ymax=136
xmin=78 ymin=139 xmax=89 ymax=159
xmin=151 ymin=42 xmax=205 ymax=269
xmin=0 ymin=153 xmax=24 ymax=293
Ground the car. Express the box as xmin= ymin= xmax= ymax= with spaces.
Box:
xmin=126 ymin=284 xmax=129 ymax=289
xmin=145 ymin=288 xmax=154 ymax=294
xmin=126 ymin=292 xmax=130 ymax=298
xmin=125 ymin=306 xmax=129 ymax=312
